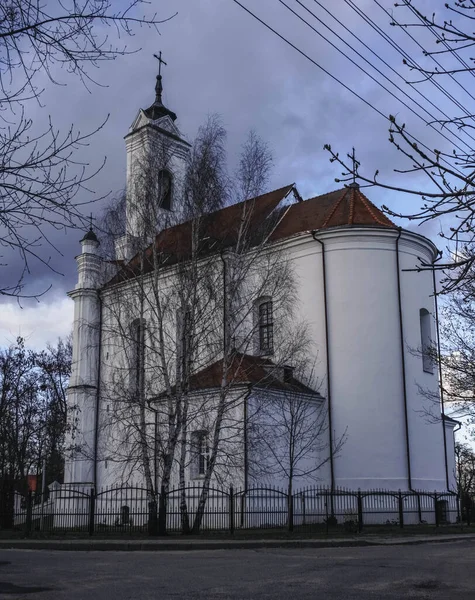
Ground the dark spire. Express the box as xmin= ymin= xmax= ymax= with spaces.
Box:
xmin=155 ymin=74 xmax=163 ymax=104
xmin=81 ymin=213 xmax=99 ymax=244
xmin=144 ymin=52 xmax=177 ymax=122
xmin=81 ymin=228 xmax=99 ymax=244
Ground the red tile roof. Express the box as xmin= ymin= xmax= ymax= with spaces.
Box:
xmin=270 ymin=185 xmax=395 ymax=241
xmin=106 ymin=184 xmax=395 ymax=286
xmin=156 ymin=353 xmax=322 ymax=397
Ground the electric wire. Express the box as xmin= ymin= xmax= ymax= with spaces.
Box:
xmin=344 ymin=0 xmax=475 ymax=132
xmin=305 ymin=0 xmax=475 ymax=149
xmin=405 ymin=1 xmax=475 ymax=80
xmin=279 ymin=0 xmax=475 ymax=154
xmin=231 ymin=0 xmax=468 ymax=178
xmin=372 ymin=0 xmax=475 ymax=121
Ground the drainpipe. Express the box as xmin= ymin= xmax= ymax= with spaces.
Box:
xmin=432 ymin=267 xmax=450 ymax=490
xmin=220 ymin=250 xmax=227 ymax=350
xmin=244 ymin=390 xmax=249 ymax=492
xmin=395 ymin=228 xmax=413 ymax=491
xmin=311 ymin=232 xmax=335 ymax=497
xmin=93 ymin=291 xmax=103 ymax=490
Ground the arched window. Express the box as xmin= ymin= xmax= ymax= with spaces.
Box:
xmin=419 ymin=308 xmax=433 ymax=374
xmin=191 ymin=430 xmax=209 ymax=478
xmin=130 ymin=319 xmax=146 ymax=395
xmin=157 ymin=169 xmax=173 ymax=211
xmin=256 ymin=298 xmax=274 ymax=355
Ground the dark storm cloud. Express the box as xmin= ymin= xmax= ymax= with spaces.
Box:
xmin=1 ymin=0 xmax=465 ymax=312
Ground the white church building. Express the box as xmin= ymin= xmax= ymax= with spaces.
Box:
xmin=63 ymin=67 xmax=457 ymax=500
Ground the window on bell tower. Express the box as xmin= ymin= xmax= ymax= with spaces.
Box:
xmin=158 ymin=169 xmax=173 ymax=211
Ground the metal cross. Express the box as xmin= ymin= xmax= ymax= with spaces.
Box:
xmin=350 ymin=147 xmax=359 ymax=185
xmin=153 ymin=51 xmax=167 ymax=77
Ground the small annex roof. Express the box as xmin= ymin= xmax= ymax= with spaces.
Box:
xmin=155 ymin=353 xmax=323 ymax=398
xmin=106 ymin=184 xmax=396 ymax=286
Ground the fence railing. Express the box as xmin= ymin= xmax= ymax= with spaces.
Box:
xmin=0 ymin=484 xmax=467 ymax=537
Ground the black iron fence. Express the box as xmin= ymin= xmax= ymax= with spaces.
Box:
xmin=0 ymin=484 xmax=466 ymax=537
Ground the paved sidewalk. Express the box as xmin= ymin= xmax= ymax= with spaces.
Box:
xmin=0 ymin=532 xmax=474 ymax=551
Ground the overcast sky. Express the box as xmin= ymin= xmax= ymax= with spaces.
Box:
xmin=1 ymin=0 xmax=469 ymax=349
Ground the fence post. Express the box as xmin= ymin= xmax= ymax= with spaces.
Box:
xmin=416 ymin=493 xmax=422 ymax=523
xmin=88 ymin=488 xmax=95 ymax=537
xmin=148 ymin=493 xmax=158 ymax=536
xmin=158 ymin=484 xmax=167 ymax=536
xmin=434 ymin=492 xmax=439 ymax=528
xmin=325 ymin=490 xmax=329 ymax=535
xmin=398 ymin=490 xmax=404 ymax=529
xmin=357 ymin=490 xmax=363 ymax=533
xmin=24 ymin=490 xmax=33 ymax=537
xmin=288 ymin=493 xmax=294 ymax=532
xmin=229 ymin=486 xmax=234 ymax=535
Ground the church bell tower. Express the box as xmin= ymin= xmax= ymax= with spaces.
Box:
xmin=116 ymin=53 xmax=191 ymax=261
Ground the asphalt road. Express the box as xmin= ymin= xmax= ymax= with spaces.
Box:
xmin=0 ymin=541 xmax=474 ymax=599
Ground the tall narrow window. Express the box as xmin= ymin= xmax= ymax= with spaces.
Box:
xmin=420 ymin=308 xmax=433 ymax=374
xmin=258 ymin=299 xmax=274 ymax=355
xmin=191 ymin=431 xmax=209 ymax=478
xmin=157 ymin=169 xmax=172 ymax=210
xmin=131 ymin=319 xmax=146 ymax=395
xmin=176 ymin=308 xmax=192 ymax=378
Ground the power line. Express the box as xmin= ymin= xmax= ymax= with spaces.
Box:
xmin=230 ymin=0 xmax=467 ymax=177
xmin=231 ymin=0 xmax=387 ymax=121
xmin=278 ymin=0 xmax=475 ymax=155
xmin=343 ymin=0 xmax=475 ymax=131
xmin=405 ymin=1 xmax=475 ymax=80
xmin=305 ymin=0 xmax=475 ymax=149
xmin=371 ymin=0 xmax=475 ymax=122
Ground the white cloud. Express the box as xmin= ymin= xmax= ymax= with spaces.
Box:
xmin=0 ymin=298 xmax=73 ymax=350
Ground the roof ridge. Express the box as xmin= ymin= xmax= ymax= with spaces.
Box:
xmin=213 ymin=183 xmax=294 ymax=216
xmin=321 ymin=188 xmax=348 ymax=228
xmin=349 ymin=187 xmax=356 ymax=225
xmin=356 ymin=189 xmax=394 ymax=226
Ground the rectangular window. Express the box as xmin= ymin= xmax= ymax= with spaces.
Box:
xmin=420 ymin=308 xmax=434 ymax=374
xmin=131 ymin=320 xmax=145 ymax=395
xmin=191 ymin=431 xmax=209 ymax=478
xmin=177 ymin=308 xmax=192 ymax=377
xmin=259 ymin=300 xmax=274 ymax=354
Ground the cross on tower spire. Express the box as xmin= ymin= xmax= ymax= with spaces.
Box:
xmin=143 ymin=52 xmax=177 ymax=122
xmin=153 ymin=51 xmax=167 ymax=78
xmin=152 ymin=52 xmax=167 ymax=104
xmin=348 ymin=147 xmax=360 ymax=188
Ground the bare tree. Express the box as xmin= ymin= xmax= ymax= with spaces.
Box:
xmin=249 ymin=378 xmax=344 ymax=501
xmin=96 ymin=118 xmax=229 ymax=501
xmin=455 ymin=441 xmax=475 ymax=520
xmin=324 ymin=1 xmax=475 ymax=291
xmin=0 ymin=1 xmax=175 ymax=297
xmin=36 ymin=337 xmax=72 ymax=485
xmin=0 ymin=336 xmax=71 ymax=504
xmin=96 ymin=118 xmax=319 ymax=534
xmin=456 ymin=442 xmax=475 ymax=496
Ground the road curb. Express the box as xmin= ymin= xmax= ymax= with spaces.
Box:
xmin=0 ymin=534 xmax=474 ymax=551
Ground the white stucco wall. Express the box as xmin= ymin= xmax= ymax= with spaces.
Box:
xmin=66 ymin=217 xmax=453 ymax=494
xmin=284 ymin=227 xmax=448 ymax=492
